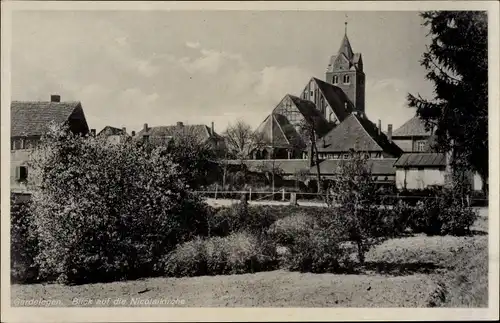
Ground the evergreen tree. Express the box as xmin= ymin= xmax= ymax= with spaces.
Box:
xmin=407 ymin=11 xmax=488 ymax=193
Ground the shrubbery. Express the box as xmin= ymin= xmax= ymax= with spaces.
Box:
xmin=10 ymin=194 xmax=38 ymax=283
xmin=163 ymin=232 xmax=278 ymax=277
xmin=26 ymin=124 xmax=212 ymax=285
xmin=408 ymin=191 xmax=478 ymax=236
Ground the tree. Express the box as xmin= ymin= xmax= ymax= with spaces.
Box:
xmin=148 ymin=125 xmax=219 ymax=189
xmin=407 ymin=11 xmax=488 ymax=194
xmin=298 ymin=119 xmax=323 ymax=194
xmin=327 ymin=150 xmax=380 ymax=264
xmin=223 ymin=120 xmax=265 ymax=161
xmin=29 ymin=123 xmax=210 ymax=284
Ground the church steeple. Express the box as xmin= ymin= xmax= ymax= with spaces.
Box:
xmin=338 ymin=15 xmax=354 ymax=60
xmin=325 ymin=17 xmax=366 ymax=114
xmin=338 ymin=34 xmax=354 ymax=60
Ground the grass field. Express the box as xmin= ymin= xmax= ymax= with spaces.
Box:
xmin=11 ymin=210 xmax=488 ymax=308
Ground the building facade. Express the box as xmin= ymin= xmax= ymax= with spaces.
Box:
xmin=10 ymin=95 xmax=90 ymax=194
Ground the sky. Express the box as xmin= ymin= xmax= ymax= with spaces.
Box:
xmin=11 ymin=10 xmax=435 ymax=134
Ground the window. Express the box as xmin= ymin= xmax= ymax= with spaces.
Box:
xmin=343 ymin=75 xmax=350 ymax=84
xmin=332 ymin=75 xmax=339 ymax=84
xmin=16 ymin=166 xmax=28 ymax=182
xmin=310 ymin=91 xmax=313 ymax=97
xmin=416 ymin=140 xmax=426 ymax=152
xmin=143 ymin=135 xmax=150 ymax=143
xmin=343 ymin=153 xmax=349 ymax=159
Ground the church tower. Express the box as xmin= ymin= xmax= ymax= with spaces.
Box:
xmin=325 ymin=20 xmax=365 ymax=113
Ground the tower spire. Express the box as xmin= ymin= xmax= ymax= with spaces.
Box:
xmin=345 ymin=14 xmax=348 ymax=35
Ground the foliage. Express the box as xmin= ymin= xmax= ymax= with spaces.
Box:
xmin=267 ymin=213 xmax=318 ymax=246
xmin=146 ymin=124 xmax=221 ymax=189
xmin=409 ymin=189 xmax=478 ymax=236
xmin=163 ymin=232 xmax=278 ymax=277
xmin=326 ymin=150 xmax=384 ymax=263
xmin=284 ymin=228 xmax=354 ymax=274
xmin=10 ymin=194 xmax=39 ymax=283
xmin=208 ymin=203 xmax=284 ymax=237
xmin=407 ymin=11 xmax=488 ymax=192
xmin=29 ymin=124 xmax=210 ymax=285
xmin=222 ymin=120 xmax=266 ymax=160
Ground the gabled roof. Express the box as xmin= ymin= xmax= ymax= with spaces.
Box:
xmin=311 ymin=77 xmax=353 ymax=122
xmin=254 ymin=113 xmax=304 ymax=148
xmin=316 ymin=114 xmax=403 ymax=157
xmin=287 ymin=95 xmax=332 ymax=138
xmin=135 ymin=124 xmax=220 ymax=142
xmin=98 ymin=126 xmax=128 ymax=137
xmin=394 ymin=153 xmax=446 ymax=167
xmin=392 ymin=116 xmax=432 ymax=137
xmin=11 ymin=100 xmax=84 ymax=137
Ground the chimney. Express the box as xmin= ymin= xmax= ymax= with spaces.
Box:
xmin=143 ymin=123 xmax=149 ymax=132
xmin=177 ymin=121 xmax=184 ymax=127
xmin=387 ymin=124 xmax=393 ymax=142
xmin=211 ymin=121 xmax=215 ymax=135
xmin=90 ymin=129 xmax=96 ymax=137
xmin=131 ymin=130 xmax=136 ymax=137
xmin=377 ymin=119 xmax=382 ymax=135
xmin=50 ymin=94 xmax=61 ymax=102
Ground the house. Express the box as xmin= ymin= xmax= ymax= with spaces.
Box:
xmin=10 ymin=95 xmax=90 ymax=194
xmin=97 ymin=126 xmax=130 ymax=144
xmin=391 ymin=116 xmax=434 ymax=152
xmin=134 ymin=121 xmax=225 ymax=152
xmin=394 ymin=153 xmax=448 ymax=190
xmin=314 ymin=113 xmax=403 ymax=160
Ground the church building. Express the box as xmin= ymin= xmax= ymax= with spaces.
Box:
xmin=253 ymin=21 xmax=400 ymax=164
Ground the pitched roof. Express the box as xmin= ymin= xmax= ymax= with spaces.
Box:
xmin=338 ymin=34 xmax=354 ymax=60
xmin=394 ymin=153 xmax=446 ymax=167
xmin=11 ymin=101 xmax=82 ymax=137
xmin=225 ymin=158 xmax=396 ymax=176
xmin=311 ymin=77 xmax=353 ymax=122
xmin=135 ymin=124 xmax=220 ymax=142
xmin=254 ymin=113 xmax=304 ymax=148
xmin=392 ymin=116 xmax=432 ymax=137
xmin=227 ymin=159 xmax=310 ymax=175
xmin=315 ymin=158 xmax=397 ymax=175
xmin=98 ymin=126 xmax=128 ymax=137
xmin=287 ymin=95 xmax=332 ymax=137
xmin=316 ymin=114 xmax=403 ymax=157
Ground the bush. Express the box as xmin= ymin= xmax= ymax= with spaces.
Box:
xmin=284 ymin=228 xmax=354 ymax=273
xmin=29 ymin=125 xmax=212 ymax=285
xmin=10 ymin=194 xmax=39 ymax=283
xmin=209 ymin=204 xmax=298 ymax=237
xmin=408 ymin=193 xmax=478 ymax=236
xmin=267 ymin=214 xmax=317 ymax=246
xmin=163 ymin=232 xmax=278 ymax=277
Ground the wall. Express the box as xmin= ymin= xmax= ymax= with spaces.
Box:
xmin=10 ymin=149 xmax=33 ymax=193
xmin=396 ymin=168 xmax=446 ymax=190
xmin=392 ymin=139 xmax=413 ymax=152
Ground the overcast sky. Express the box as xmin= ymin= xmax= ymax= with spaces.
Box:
xmin=11 ymin=10 xmax=435 ymax=133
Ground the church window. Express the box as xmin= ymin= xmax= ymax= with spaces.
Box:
xmin=343 ymin=75 xmax=350 ymax=84
xmin=310 ymin=91 xmax=313 ymax=97
xmin=333 ymin=75 xmax=339 ymax=84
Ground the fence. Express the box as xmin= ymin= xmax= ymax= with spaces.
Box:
xmin=193 ymin=189 xmax=489 ymax=207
